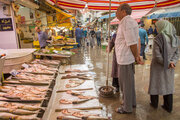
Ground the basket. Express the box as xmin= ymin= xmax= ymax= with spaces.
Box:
xmin=0 ymin=57 xmax=5 ymax=85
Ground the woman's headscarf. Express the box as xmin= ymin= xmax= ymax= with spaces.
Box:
xmin=155 ymin=20 xmax=179 ymax=47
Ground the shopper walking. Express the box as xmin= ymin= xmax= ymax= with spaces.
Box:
xmin=90 ymin=28 xmax=96 ymax=48
xmin=148 ymin=20 xmax=179 ymax=113
xmin=148 ymin=26 xmax=153 ymax=35
xmin=139 ymin=24 xmax=149 ymax=60
xmin=96 ymin=29 xmax=102 ymax=47
xmin=75 ymin=25 xmax=82 ymax=47
xmin=154 ymin=26 xmax=158 ymax=36
xmin=115 ymin=3 xmax=141 ymax=114
xmin=81 ymin=27 xmax=85 ymax=47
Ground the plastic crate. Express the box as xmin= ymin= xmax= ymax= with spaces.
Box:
xmin=101 ymin=45 xmax=107 ymax=49
xmin=33 ymin=41 xmax=40 ymax=46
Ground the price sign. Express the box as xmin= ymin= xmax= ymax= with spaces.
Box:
xmin=0 ymin=18 xmax=13 ymax=31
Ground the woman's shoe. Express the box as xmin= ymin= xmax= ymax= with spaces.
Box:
xmin=161 ymin=105 xmax=172 ymax=113
xmin=150 ymin=103 xmax=158 ymax=109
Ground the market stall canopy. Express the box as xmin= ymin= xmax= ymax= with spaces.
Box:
xmin=46 ymin=0 xmax=180 ymax=11
xmin=147 ymin=11 xmax=180 ymax=19
xmin=110 ymin=9 xmax=151 ymax=25
xmin=147 ymin=6 xmax=180 ymax=19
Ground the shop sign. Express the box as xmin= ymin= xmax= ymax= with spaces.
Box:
xmin=0 ymin=18 xmax=13 ymax=31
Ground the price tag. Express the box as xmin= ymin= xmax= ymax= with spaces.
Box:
xmin=22 ymin=63 xmax=29 ymax=69
xmin=10 ymin=69 xmax=19 ymax=76
xmin=53 ymin=50 xmax=58 ymax=54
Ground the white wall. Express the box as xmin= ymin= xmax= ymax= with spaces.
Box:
xmin=0 ymin=3 xmax=18 ymax=49
xmin=17 ymin=6 xmax=47 ymax=38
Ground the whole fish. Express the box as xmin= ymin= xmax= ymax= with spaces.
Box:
xmin=0 ymin=108 xmax=36 ymax=115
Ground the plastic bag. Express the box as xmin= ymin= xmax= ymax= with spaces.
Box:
xmin=145 ymin=45 xmax=149 ymax=53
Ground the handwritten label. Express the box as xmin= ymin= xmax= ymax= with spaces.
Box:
xmin=22 ymin=63 xmax=29 ymax=69
xmin=0 ymin=18 xmax=13 ymax=31
xmin=53 ymin=50 xmax=58 ymax=54
xmin=10 ymin=69 xmax=19 ymax=76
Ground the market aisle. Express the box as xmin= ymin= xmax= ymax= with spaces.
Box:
xmin=71 ymin=46 xmax=180 ymax=120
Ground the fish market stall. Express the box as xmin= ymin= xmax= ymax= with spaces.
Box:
xmin=33 ymin=49 xmax=75 ymax=65
xmin=43 ymin=65 xmax=108 ymax=120
xmin=0 ymin=59 xmax=60 ymax=120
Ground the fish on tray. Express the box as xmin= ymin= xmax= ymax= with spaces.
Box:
xmin=66 ymin=90 xmax=84 ymax=96
xmin=0 ymin=113 xmax=40 ymax=120
xmin=20 ymin=67 xmax=54 ymax=74
xmin=65 ymin=69 xmax=89 ymax=73
xmin=57 ymin=115 xmax=81 ymax=120
xmin=0 ymin=85 xmax=47 ymax=93
xmin=28 ymin=64 xmax=58 ymax=71
xmin=12 ymin=73 xmax=53 ymax=81
xmin=32 ymin=59 xmax=60 ymax=65
xmin=77 ymin=95 xmax=97 ymax=100
xmin=59 ymin=99 xmax=91 ymax=104
xmin=0 ymin=86 xmax=46 ymax=101
xmin=60 ymin=109 xmax=100 ymax=118
xmin=0 ymin=102 xmax=41 ymax=111
xmin=59 ymin=99 xmax=72 ymax=104
xmin=62 ymin=74 xmax=92 ymax=80
xmin=0 ymin=108 xmax=36 ymax=115
xmin=65 ymin=80 xmax=85 ymax=88
xmin=0 ymin=113 xmax=18 ymax=120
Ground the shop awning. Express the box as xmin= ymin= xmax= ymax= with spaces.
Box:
xmin=45 ymin=2 xmax=74 ymax=18
xmin=46 ymin=0 xmax=180 ymax=11
xmin=147 ymin=11 xmax=180 ymax=19
xmin=100 ymin=13 xmax=116 ymax=19
xmin=110 ymin=9 xmax=151 ymax=25
xmin=46 ymin=2 xmax=75 ymax=27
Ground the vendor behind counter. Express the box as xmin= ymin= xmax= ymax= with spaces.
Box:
xmin=35 ymin=27 xmax=48 ymax=49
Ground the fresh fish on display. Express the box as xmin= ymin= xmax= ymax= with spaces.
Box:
xmin=59 ymin=99 xmax=72 ymax=104
xmin=12 ymin=73 xmax=53 ymax=81
xmin=0 ymin=108 xmax=36 ymax=115
xmin=0 ymin=86 xmax=46 ymax=100
xmin=28 ymin=64 xmax=58 ymax=71
xmin=0 ymin=113 xmax=40 ymax=120
xmin=20 ymin=67 xmax=54 ymax=74
xmin=0 ymin=113 xmax=18 ymax=120
xmin=65 ymin=79 xmax=85 ymax=88
xmin=31 ymin=59 xmax=60 ymax=65
xmin=66 ymin=90 xmax=84 ymax=96
xmin=65 ymin=69 xmax=89 ymax=73
xmin=60 ymin=109 xmax=99 ymax=118
xmin=59 ymin=99 xmax=91 ymax=104
xmin=77 ymin=95 xmax=97 ymax=100
xmin=62 ymin=74 xmax=92 ymax=80
xmin=0 ymin=102 xmax=41 ymax=111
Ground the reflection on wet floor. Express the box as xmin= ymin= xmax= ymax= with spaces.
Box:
xmin=71 ymin=46 xmax=180 ymax=120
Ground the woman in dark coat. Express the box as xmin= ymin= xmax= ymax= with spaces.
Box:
xmin=148 ymin=20 xmax=179 ymax=113
xmin=108 ymin=33 xmax=119 ymax=92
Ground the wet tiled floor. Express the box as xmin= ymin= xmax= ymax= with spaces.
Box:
xmin=71 ymin=46 xmax=180 ymax=120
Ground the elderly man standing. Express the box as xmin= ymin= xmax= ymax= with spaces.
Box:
xmin=35 ymin=27 xmax=48 ymax=49
xmin=115 ymin=3 xmax=141 ymax=114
